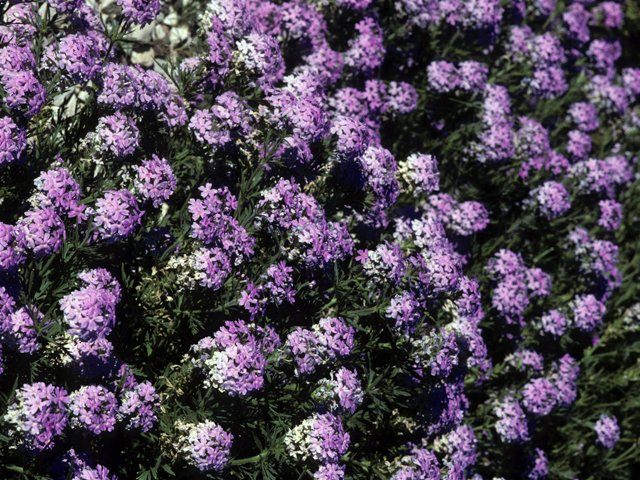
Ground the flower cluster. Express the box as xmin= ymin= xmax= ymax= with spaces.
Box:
xmin=173 ymin=420 xmax=233 ymax=472
xmin=3 ymin=383 xmax=69 ymax=451
xmin=189 ymin=320 xmax=280 ymax=396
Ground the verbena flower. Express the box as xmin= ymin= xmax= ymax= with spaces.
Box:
xmin=189 ymin=320 xmax=280 ymax=396
xmin=3 ymin=383 xmax=69 ymax=451
xmin=133 ymin=155 xmax=177 ymax=208
xmin=118 ymin=381 xmax=159 ymax=432
xmin=493 ymin=395 xmax=529 ymax=443
xmin=284 ymin=412 xmax=350 ymax=463
xmin=90 ymin=189 xmax=144 ymax=243
xmin=594 ymin=414 xmax=620 ymax=448
xmin=314 ymin=367 xmax=364 ymax=414
xmin=173 ymin=419 xmax=233 ymax=471
xmin=68 ymin=385 xmax=118 ymax=434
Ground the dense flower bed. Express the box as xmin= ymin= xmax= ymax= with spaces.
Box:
xmin=0 ymin=0 xmax=639 ymax=479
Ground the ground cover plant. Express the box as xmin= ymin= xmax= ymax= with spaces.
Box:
xmin=0 ymin=0 xmax=640 ymax=479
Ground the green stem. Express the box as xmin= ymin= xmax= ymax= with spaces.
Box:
xmin=228 ymin=449 xmax=270 ymax=466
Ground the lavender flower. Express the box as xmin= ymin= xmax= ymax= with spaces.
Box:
xmin=598 ymin=199 xmax=622 ymax=231
xmin=391 ymin=447 xmax=440 ymax=480
xmin=284 ymin=412 xmax=350 ymax=463
xmin=591 ymin=2 xmax=624 ymax=28
xmin=59 ymin=269 xmax=121 ymax=340
xmin=0 ymin=115 xmax=26 ymax=165
xmin=53 ymin=449 xmax=118 ymax=480
xmin=173 ymin=420 xmax=233 ymax=471
xmin=0 ymin=305 xmax=43 ymax=354
xmin=117 ymin=0 xmax=160 ymax=25
xmin=118 ymin=381 xmax=159 ymax=432
xmin=29 ymin=167 xmax=86 ymax=222
xmin=524 ymin=181 xmax=571 ymax=219
xmin=1 ymin=70 xmax=46 ymax=118
xmin=93 ymin=112 xmax=140 ymax=159
xmin=189 ymin=320 xmax=280 ymax=396
xmin=494 ymin=395 xmax=529 ymax=442
xmin=0 ymin=223 xmax=25 ymax=271
xmin=397 ymin=153 xmax=440 ymax=196
xmin=567 ymin=102 xmax=599 ymax=132
xmin=458 ymin=61 xmax=488 ymax=93
xmin=90 ymin=189 xmax=144 ymax=243
xmin=314 ymin=367 xmax=364 ymax=414
xmin=427 ymin=61 xmax=460 ymax=93
xmin=550 ymin=354 xmax=579 ymax=407
xmin=387 ymin=81 xmax=418 ymax=115
xmin=411 ymin=330 xmax=459 ymax=379
xmin=521 ymin=378 xmax=558 ymax=416
xmin=15 ymin=207 xmax=66 ymax=259
xmin=527 ymin=448 xmax=549 ymax=479
xmin=133 ymin=155 xmax=177 ymax=207
xmin=68 ymin=385 xmax=118 ymax=434
xmin=315 ymin=463 xmax=346 ymax=480
xmin=3 ymin=383 xmax=69 ymax=451
xmin=505 ymin=349 xmax=544 ymax=373
xmin=594 ymin=414 xmax=620 ymax=448
xmin=570 ymin=293 xmax=606 ymax=332
xmin=343 ymin=18 xmax=385 ymax=76
xmin=537 ymin=309 xmax=568 ymax=337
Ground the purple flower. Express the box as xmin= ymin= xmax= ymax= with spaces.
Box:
xmin=1 ymin=305 xmax=43 ymax=354
xmin=30 ymin=167 xmax=86 ymax=222
xmin=234 ymin=33 xmax=285 ymax=88
xmin=587 ymin=39 xmax=621 ymax=76
xmin=591 ymin=1 xmax=624 ymax=28
xmin=134 ymin=155 xmax=177 ymax=207
xmin=14 ymin=207 xmax=66 ymax=259
xmin=391 ymin=447 xmax=440 ymax=480
xmin=387 ymin=81 xmax=418 ymax=115
xmin=571 ymin=294 xmax=606 ymax=332
xmin=117 ymin=381 xmax=159 ymax=432
xmin=0 ymin=223 xmax=26 ymax=271
xmin=90 ymin=189 xmax=144 ymax=243
xmin=343 ymin=18 xmax=385 ymax=77
xmin=527 ymin=448 xmax=549 ymax=479
xmin=44 ymin=32 xmax=109 ymax=83
xmin=594 ymin=414 xmax=620 ymax=448
xmin=446 ymin=201 xmax=490 ymax=235
xmin=567 ymin=130 xmax=592 ymax=160
xmin=398 ymin=153 xmax=440 ymax=196
xmin=0 ymin=115 xmax=26 ymax=165
xmin=458 ymin=61 xmax=488 ymax=93
xmin=1 ymin=70 xmax=46 ymax=118
xmin=585 ymin=75 xmax=628 ymax=116
xmin=427 ymin=61 xmax=460 ymax=93
xmin=567 ymin=102 xmax=599 ymax=132
xmin=538 ymin=309 xmax=568 ymax=337
xmin=315 ymin=463 xmax=346 ymax=480
xmin=563 ymin=4 xmax=592 ymax=44
xmin=116 ymin=0 xmax=160 ymax=25
xmin=284 ymin=412 xmax=350 ymax=463
xmin=3 ymin=383 xmax=69 ymax=451
xmin=622 ymin=68 xmax=640 ymax=99
xmin=494 ymin=395 xmax=529 ymax=442
xmin=190 ymin=320 xmax=280 ymax=396
xmin=524 ymin=181 xmax=571 ymax=219
xmin=505 ymin=349 xmax=544 ymax=373
xmin=173 ymin=420 xmax=233 ymax=471
xmin=550 ymin=354 xmax=579 ymax=407
xmin=315 ymin=367 xmax=364 ymax=414
xmin=94 ymin=112 xmax=140 ymax=159
xmin=59 ymin=269 xmax=121 ymax=340
xmin=68 ymin=385 xmax=118 ymax=434
xmin=434 ymin=424 xmax=477 ymax=470
xmin=598 ymin=199 xmax=622 ymax=231
xmin=361 ymin=242 xmax=406 ymax=286
xmin=521 ymin=378 xmax=558 ymax=416
xmin=54 ymin=449 xmax=118 ymax=480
